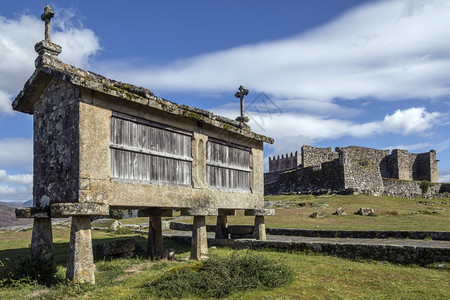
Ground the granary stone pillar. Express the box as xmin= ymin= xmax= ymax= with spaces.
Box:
xmin=66 ymin=216 xmax=95 ymax=284
xmin=215 ymin=209 xmax=235 ymax=239
xmin=245 ymin=209 xmax=275 ymax=241
xmin=139 ymin=208 xmax=173 ymax=260
xmin=31 ymin=218 xmax=54 ymax=262
xmin=191 ymin=216 xmax=208 ymax=260
xmin=148 ymin=216 xmax=163 ymax=259
xmin=15 ymin=207 xmax=54 ymax=264
xmin=51 ymin=202 xmax=109 ymax=284
xmin=253 ymin=216 xmax=266 ymax=240
xmin=182 ymin=208 xmax=218 ymax=260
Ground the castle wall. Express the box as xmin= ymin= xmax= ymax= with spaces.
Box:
xmin=264 ymin=144 xmax=441 ymax=198
xmin=301 ymin=145 xmax=338 ymax=168
xmin=338 ymin=146 xmax=389 ymax=195
xmin=268 ymin=151 xmax=301 ymax=172
xmin=265 ymin=160 xmax=345 ymax=195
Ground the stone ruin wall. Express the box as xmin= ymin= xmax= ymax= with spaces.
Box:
xmin=265 ymin=145 xmax=441 ymax=198
xmin=302 ymin=145 xmax=339 ymax=168
xmin=338 ymin=146 xmax=389 ymax=195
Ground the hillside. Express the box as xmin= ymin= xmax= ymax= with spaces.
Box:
xmin=0 ymin=204 xmax=32 ymax=228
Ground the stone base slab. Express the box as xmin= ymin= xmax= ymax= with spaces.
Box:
xmin=51 ymin=203 xmax=109 ymax=217
xmin=16 ymin=207 xmax=50 ymax=218
xmin=244 ymin=209 xmax=275 ymax=216
xmin=181 ymin=207 xmax=218 ymax=216
xmin=138 ymin=209 xmax=174 ymax=217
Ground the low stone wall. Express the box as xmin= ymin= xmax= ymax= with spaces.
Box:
xmin=169 ymin=236 xmax=450 ymax=265
xmin=170 ymin=222 xmax=450 ymax=240
xmin=382 ymin=178 xmax=449 ymax=198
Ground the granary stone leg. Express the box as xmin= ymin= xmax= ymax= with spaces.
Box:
xmin=245 ymin=209 xmax=275 ymax=241
xmin=30 ymin=218 xmax=54 ymax=262
xmin=66 ymin=216 xmax=95 ymax=284
xmin=215 ymin=215 xmax=228 ymax=239
xmin=147 ymin=216 xmax=163 ymax=260
xmin=253 ymin=216 xmax=266 ymax=241
xmin=190 ymin=216 xmax=208 ymax=260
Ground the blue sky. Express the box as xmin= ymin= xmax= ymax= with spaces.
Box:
xmin=1 ymin=0 xmax=449 ymax=202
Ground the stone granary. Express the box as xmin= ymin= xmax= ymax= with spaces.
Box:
xmin=265 ymin=145 xmax=439 ymax=196
xmin=14 ymin=6 xmax=274 ymax=284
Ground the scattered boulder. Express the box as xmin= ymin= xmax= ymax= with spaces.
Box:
xmin=162 ymin=247 xmax=176 ymax=260
xmin=333 ymin=207 xmax=347 ymax=216
xmin=91 ymin=218 xmax=122 ymax=231
xmin=355 ymin=208 xmax=375 ymax=216
xmin=310 ymin=212 xmax=326 ymax=219
xmin=93 ymin=238 xmax=146 ymax=259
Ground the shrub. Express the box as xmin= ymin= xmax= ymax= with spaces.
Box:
xmin=0 ymin=257 xmax=59 ymax=287
xmin=147 ymin=251 xmax=294 ymax=298
xmin=419 ymin=181 xmax=433 ymax=194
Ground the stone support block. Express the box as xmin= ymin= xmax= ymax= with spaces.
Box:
xmin=51 ymin=203 xmax=109 ymax=218
xmin=31 ymin=218 xmax=54 ymax=262
xmin=215 ymin=215 xmax=228 ymax=239
xmin=190 ymin=216 xmax=208 ymax=260
xmin=16 ymin=207 xmax=50 ymax=218
xmin=218 ymin=209 xmax=236 ymax=216
xmin=147 ymin=216 xmax=164 ymax=260
xmin=66 ymin=216 xmax=95 ymax=284
xmin=139 ymin=208 xmax=173 ymax=217
xmin=244 ymin=208 xmax=275 ymax=216
xmin=181 ymin=207 xmax=218 ymax=216
xmin=254 ymin=216 xmax=267 ymax=241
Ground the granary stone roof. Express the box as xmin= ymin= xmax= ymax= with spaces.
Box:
xmin=13 ymin=52 xmax=274 ymax=144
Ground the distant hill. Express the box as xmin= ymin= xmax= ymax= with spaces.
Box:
xmin=0 ymin=204 xmax=33 ymax=228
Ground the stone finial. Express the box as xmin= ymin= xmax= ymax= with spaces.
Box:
xmin=34 ymin=5 xmax=62 ymax=67
xmin=235 ymin=85 xmax=250 ymax=123
xmin=41 ymin=5 xmax=55 ymax=42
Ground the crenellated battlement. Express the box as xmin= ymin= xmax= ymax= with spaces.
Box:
xmin=268 ymin=151 xmax=301 ymax=172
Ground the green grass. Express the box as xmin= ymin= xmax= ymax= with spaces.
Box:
xmin=0 ymin=224 xmax=449 ymax=299
xmin=175 ymin=194 xmax=450 ymax=231
xmin=0 ymin=194 xmax=449 ymax=299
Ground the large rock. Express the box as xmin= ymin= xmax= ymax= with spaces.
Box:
xmin=310 ymin=212 xmax=326 ymax=219
xmin=356 ymin=208 xmax=375 ymax=216
xmin=93 ymin=238 xmax=145 ymax=259
xmin=333 ymin=207 xmax=347 ymax=216
xmin=91 ymin=218 xmax=121 ymax=231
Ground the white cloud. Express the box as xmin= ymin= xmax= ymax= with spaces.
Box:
xmin=0 ymin=169 xmax=32 ymax=201
xmin=0 ymin=185 xmax=31 ymax=201
xmin=0 ymin=90 xmax=13 ymax=114
xmin=0 ymin=12 xmax=101 ymax=115
xmin=0 ymin=138 xmax=32 ymax=169
xmin=0 ymin=169 xmax=32 ymax=185
xmin=439 ymin=169 xmax=450 ymax=183
xmin=103 ymin=0 xmax=450 ymax=104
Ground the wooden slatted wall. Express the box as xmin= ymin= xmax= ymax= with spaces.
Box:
xmin=110 ymin=112 xmax=192 ymax=186
xmin=206 ymin=139 xmax=251 ymax=192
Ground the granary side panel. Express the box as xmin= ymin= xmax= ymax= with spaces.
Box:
xmin=33 ymin=79 xmax=81 ymax=207
xmin=77 ymin=90 xmax=265 ymax=208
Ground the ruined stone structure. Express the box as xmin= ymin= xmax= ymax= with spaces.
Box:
xmin=265 ymin=145 xmax=439 ymax=197
xmin=14 ymin=6 xmax=273 ymax=284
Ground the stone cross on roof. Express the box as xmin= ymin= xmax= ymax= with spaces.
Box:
xmin=41 ymin=5 xmax=55 ymax=42
xmin=235 ymin=85 xmax=250 ymax=123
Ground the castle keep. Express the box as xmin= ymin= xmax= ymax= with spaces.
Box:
xmin=265 ymin=145 xmax=439 ymax=196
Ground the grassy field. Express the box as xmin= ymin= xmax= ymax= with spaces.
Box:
xmin=167 ymin=194 xmax=450 ymax=231
xmin=1 ymin=194 xmax=449 ymax=299
xmin=0 ymin=227 xmax=449 ymax=299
